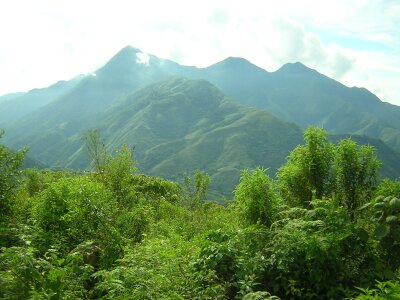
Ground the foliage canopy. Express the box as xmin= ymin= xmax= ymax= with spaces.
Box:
xmin=0 ymin=127 xmax=398 ymax=299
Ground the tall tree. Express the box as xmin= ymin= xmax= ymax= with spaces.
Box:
xmin=183 ymin=170 xmax=210 ymax=209
xmin=103 ymin=144 xmax=137 ymax=207
xmin=304 ymin=127 xmax=334 ymax=198
xmin=277 ymin=127 xmax=333 ymax=207
xmin=0 ymin=130 xmax=26 ymax=219
xmin=84 ymin=129 xmax=109 ymax=174
xmin=235 ymin=167 xmax=279 ymax=226
xmin=334 ymin=138 xmax=380 ymax=219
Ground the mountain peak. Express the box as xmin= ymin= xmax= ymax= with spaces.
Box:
xmin=212 ymin=56 xmax=261 ymax=70
xmin=116 ymin=45 xmax=142 ymax=55
xmin=222 ymin=56 xmax=251 ymax=64
xmin=276 ymin=62 xmax=316 ymax=75
xmin=206 ymin=56 xmax=269 ymax=79
xmin=105 ymin=46 xmax=143 ymax=65
xmin=98 ymin=46 xmax=153 ymax=77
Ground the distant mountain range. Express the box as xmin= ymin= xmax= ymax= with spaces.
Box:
xmin=195 ymin=58 xmax=400 ymax=152
xmin=1 ymin=46 xmax=400 ymax=197
xmin=0 ymin=76 xmax=83 ymax=127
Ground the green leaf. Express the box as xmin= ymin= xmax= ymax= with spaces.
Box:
xmin=386 ymin=215 xmax=398 ymax=224
xmin=374 ymin=224 xmax=390 ymax=239
xmin=374 ymin=202 xmax=386 ymax=210
xmin=384 ymin=196 xmax=392 ymax=203
xmin=389 ymin=197 xmax=400 ymax=211
xmin=359 ymin=202 xmax=372 ymax=210
xmin=356 ymin=228 xmax=369 ymax=242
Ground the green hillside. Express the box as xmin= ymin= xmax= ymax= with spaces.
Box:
xmin=9 ymin=77 xmax=303 ymax=196
xmin=191 ymin=59 xmax=400 ymax=152
xmin=87 ymin=77 xmax=304 ymax=196
xmin=22 ymin=155 xmax=47 ymax=169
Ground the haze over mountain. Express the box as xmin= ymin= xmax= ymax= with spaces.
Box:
xmin=2 ymin=46 xmax=400 ymax=195
xmin=0 ymin=76 xmax=83 ymax=127
xmin=193 ymin=58 xmax=400 ymax=152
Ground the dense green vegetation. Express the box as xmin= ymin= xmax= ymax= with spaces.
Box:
xmin=1 ymin=127 xmax=399 ymax=299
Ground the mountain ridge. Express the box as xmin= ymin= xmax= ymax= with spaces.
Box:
xmin=6 ymin=76 xmax=306 ymax=196
xmin=2 ymin=46 xmax=400 ymax=196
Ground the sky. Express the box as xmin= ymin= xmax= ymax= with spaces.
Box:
xmin=0 ymin=0 xmax=399 ymax=105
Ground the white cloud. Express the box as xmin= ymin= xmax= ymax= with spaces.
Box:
xmin=340 ymin=49 xmax=400 ymax=103
xmin=136 ymin=52 xmax=150 ymax=65
xmin=252 ymin=16 xmax=355 ymax=78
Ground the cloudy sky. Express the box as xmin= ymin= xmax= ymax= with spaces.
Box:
xmin=0 ymin=0 xmax=399 ymax=104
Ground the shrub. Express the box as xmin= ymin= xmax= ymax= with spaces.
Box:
xmin=235 ymin=168 xmax=280 ymax=227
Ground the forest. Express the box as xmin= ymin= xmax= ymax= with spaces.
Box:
xmin=1 ymin=127 xmax=400 ymax=299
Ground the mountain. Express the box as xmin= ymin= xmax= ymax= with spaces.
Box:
xmin=0 ymin=76 xmax=83 ymax=127
xmin=0 ymin=92 xmax=24 ymax=104
xmin=95 ymin=48 xmax=400 ymax=153
xmin=2 ymin=47 xmax=169 ymax=150
xmin=23 ymin=155 xmax=47 ymax=169
xmin=189 ymin=59 xmax=400 ymax=152
xmin=2 ymin=46 xmax=400 ymax=195
xmin=7 ymin=77 xmax=305 ymax=196
xmin=4 ymin=46 xmax=400 ymax=154
xmin=93 ymin=77 xmax=305 ymax=195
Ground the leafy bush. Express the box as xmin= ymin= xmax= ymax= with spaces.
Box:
xmin=93 ymin=234 xmax=198 ymax=299
xmin=277 ymin=127 xmax=333 ymax=207
xmin=375 ymin=178 xmax=400 ymax=198
xmin=354 ymin=279 xmax=400 ymax=299
xmin=0 ymin=241 xmax=93 ymax=299
xmin=191 ymin=228 xmax=267 ymax=299
xmin=278 ymin=128 xmax=380 ymax=220
xmin=334 ymin=139 xmax=380 ymax=220
xmin=182 ymin=170 xmax=210 ymax=209
xmin=101 ymin=144 xmax=137 ymax=207
xmin=32 ymin=176 xmax=146 ymax=266
xmin=0 ymin=130 xmax=26 ymax=219
xmin=131 ymin=174 xmax=181 ymax=207
xmin=235 ymin=168 xmax=280 ymax=227
xmin=366 ymin=195 xmax=400 ymax=271
xmin=258 ymin=200 xmax=378 ymax=299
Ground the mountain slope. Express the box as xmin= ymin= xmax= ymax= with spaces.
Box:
xmin=6 ymin=77 xmax=304 ymax=196
xmin=0 ymin=92 xmax=24 ymax=104
xmin=0 ymin=76 xmax=83 ymax=127
xmin=4 ymin=46 xmax=400 ymax=153
xmin=20 ymin=77 xmax=400 ymax=195
xmin=75 ymin=77 xmax=304 ymax=195
xmin=3 ymin=47 xmax=176 ymax=148
xmin=191 ymin=59 xmax=400 ymax=152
